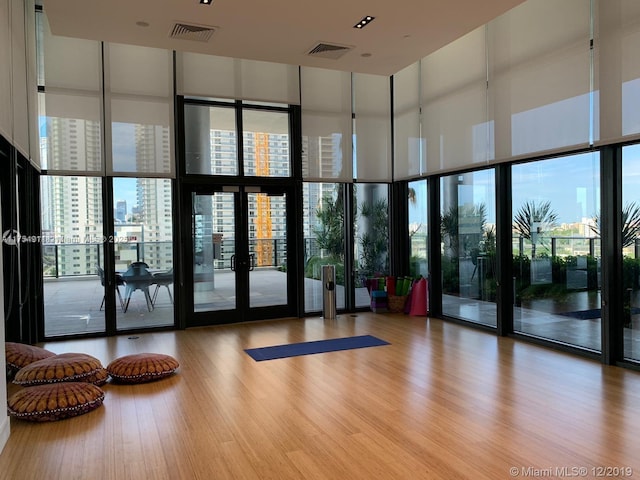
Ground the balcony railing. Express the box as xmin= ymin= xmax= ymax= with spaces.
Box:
xmin=43 ymin=239 xmax=290 ymax=278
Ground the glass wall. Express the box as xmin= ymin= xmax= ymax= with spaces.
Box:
xmin=303 ymin=182 xmax=346 ymax=312
xmin=408 ymin=179 xmax=428 ymax=278
xmin=355 ymin=183 xmax=390 ymax=308
xmin=114 ymin=177 xmax=174 ymax=330
xmin=440 ymin=169 xmax=497 ymax=327
xmin=622 ymin=145 xmax=640 ymax=361
xmin=41 ymin=176 xmax=105 ymax=336
xmin=243 ymin=109 xmax=290 ymax=177
xmin=512 ymin=153 xmax=601 ymax=351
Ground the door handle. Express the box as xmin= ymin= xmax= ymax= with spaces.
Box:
xmin=231 ymin=254 xmax=236 ymax=271
xmin=249 ymin=253 xmax=255 ymax=271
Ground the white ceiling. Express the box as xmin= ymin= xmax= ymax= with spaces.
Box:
xmin=42 ymin=0 xmax=525 ymax=76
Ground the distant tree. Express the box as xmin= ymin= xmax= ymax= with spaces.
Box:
xmin=513 ymin=201 xmax=559 ymax=258
xmin=590 ymin=202 xmax=640 ymax=249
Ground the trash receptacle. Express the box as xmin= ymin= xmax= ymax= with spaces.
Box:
xmin=322 ymin=265 xmax=336 ymax=320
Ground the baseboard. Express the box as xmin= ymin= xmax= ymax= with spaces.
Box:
xmin=0 ymin=415 xmax=10 ymax=454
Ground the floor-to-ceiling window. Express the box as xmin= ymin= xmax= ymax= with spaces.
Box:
xmin=408 ymin=179 xmax=428 ymax=278
xmin=622 ymin=144 xmax=640 ymax=361
xmin=41 ymin=175 xmax=105 ymax=336
xmin=512 ymin=152 xmax=601 ymax=351
xmin=354 ymin=183 xmax=390 ymax=308
xmin=113 ymin=177 xmax=174 ymax=330
xmin=303 ymin=182 xmax=346 ymax=312
xmin=440 ymin=169 xmax=497 ymax=327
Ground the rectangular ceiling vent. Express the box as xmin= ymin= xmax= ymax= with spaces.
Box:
xmin=306 ymin=42 xmax=353 ymax=60
xmin=169 ymin=22 xmax=216 ymax=42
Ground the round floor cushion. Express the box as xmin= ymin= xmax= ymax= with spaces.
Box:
xmin=13 ymin=352 xmax=109 ymax=387
xmin=107 ymin=353 xmax=179 ymax=384
xmin=8 ymin=382 xmax=105 ymax=422
xmin=5 ymin=342 xmax=56 ymax=376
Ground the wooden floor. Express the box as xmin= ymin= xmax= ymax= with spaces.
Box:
xmin=2 ymin=313 xmax=640 ymax=480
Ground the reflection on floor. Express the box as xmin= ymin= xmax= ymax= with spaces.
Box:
xmin=44 ymin=275 xmax=640 ymax=361
xmin=443 ymin=291 xmax=640 ymax=360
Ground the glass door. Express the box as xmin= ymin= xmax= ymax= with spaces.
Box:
xmin=187 ymin=185 xmax=295 ymax=325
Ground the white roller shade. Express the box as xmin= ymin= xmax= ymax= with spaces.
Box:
xmin=0 ymin=0 xmax=10 ymax=143
xmin=39 ymin=10 xmax=102 ymax=173
xmin=393 ymin=62 xmax=424 ymax=180
xmin=178 ymin=52 xmax=300 ymax=105
xmin=301 ymin=67 xmax=352 ymax=181
xmin=421 ymin=26 xmax=490 ymax=174
xmin=488 ymin=0 xmax=591 ymax=160
xmin=353 ymin=73 xmax=391 ymax=182
xmin=42 ymin=14 xmax=101 ymax=92
xmin=595 ymin=0 xmax=640 ymax=144
xmin=106 ymin=43 xmax=174 ymax=176
xmin=0 ymin=0 xmax=36 ymax=163
xmin=108 ymin=43 xmax=172 ymax=97
xmin=109 ymin=98 xmax=173 ymax=175
xmin=40 ymin=91 xmax=103 ymax=173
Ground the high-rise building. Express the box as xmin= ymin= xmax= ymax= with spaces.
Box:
xmin=115 ymin=200 xmax=127 ymax=222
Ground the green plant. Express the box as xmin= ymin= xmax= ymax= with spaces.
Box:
xmin=359 ymin=198 xmax=389 ymax=277
xmin=513 ymin=200 xmax=559 ymax=258
xmin=304 ymin=255 xmax=345 ymax=285
xmin=591 ymin=202 xmax=640 ymax=248
xmin=313 ymin=186 xmax=345 ymax=261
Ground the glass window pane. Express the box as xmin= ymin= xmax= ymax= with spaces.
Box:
xmin=242 ymin=109 xmax=290 ymax=177
xmin=301 ymin=67 xmax=353 ymax=182
xmin=622 ymin=144 xmax=640 ymax=361
xmin=184 ymin=104 xmax=238 ymax=176
xmin=110 ymin=99 xmax=173 ymax=175
xmin=303 ymin=182 xmax=346 ymax=312
xmin=114 ymin=177 xmax=174 ymax=330
xmin=192 ymin=192 xmax=236 ymax=313
xmin=441 ymin=170 xmax=497 ymax=327
xmin=512 ymin=153 xmax=601 ymax=350
xmin=408 ymin=180 xmax=428 ymax=278
xmin=41 ymin=176 xmax=105 ymax=336
xmin=248 ymin=192 xmax=288 ymax=308
xmin=355 ymin=183 xmax=389 ymax=308
xmin=39 ymin=92 xmax=103 ymax=172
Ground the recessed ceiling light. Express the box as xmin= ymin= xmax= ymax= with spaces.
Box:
xmin=354 ymin=15 xmax=375 ymax=29
xmin=200 ymin=0 xmax=213 ymax=4
xmin=136 ymin=21 xmax=150 ymax=27
xmin=361 ymin=53 xmax=372 ymax=58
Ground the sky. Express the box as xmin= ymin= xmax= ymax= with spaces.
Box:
xmin=408 ymin=146 xmax=640 ymax=228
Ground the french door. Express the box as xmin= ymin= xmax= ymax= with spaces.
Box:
xmin=185 ymin=184 xmax=296 ymax=325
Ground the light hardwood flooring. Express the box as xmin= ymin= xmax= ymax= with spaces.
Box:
xmin=2 ymin=313 xmax=640 ymax=480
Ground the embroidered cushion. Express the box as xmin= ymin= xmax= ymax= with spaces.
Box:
xmin=107 ymin=353 xmax=179 ymax=384
xmin=7 ymin=382 xmax=105 ymax=422
xmin=13 ymin=352 xmax=109 ymax=386
xmin=5 ymin=342 xmax=56 ymax=377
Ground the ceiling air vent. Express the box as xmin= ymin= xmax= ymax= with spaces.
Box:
xmin=169 ymin=22 xmax=216 ymax=42
xmin=306 ymin=42 xmax=353 ymax=60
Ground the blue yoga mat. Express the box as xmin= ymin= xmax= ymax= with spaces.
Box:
xmin=245 ymin=334 xmax=390 ymax=361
